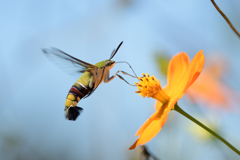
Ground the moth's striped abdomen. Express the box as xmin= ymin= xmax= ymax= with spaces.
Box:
xmin=65 ymin=81 xmax=90 ymax=120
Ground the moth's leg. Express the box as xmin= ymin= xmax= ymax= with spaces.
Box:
xmin=116 ymin=70 xmax=137 ymax=78
xmin=105 ymin=71 xmax=136 ymax=86
xmin=116 ymin=74 xmax=136 ymax=86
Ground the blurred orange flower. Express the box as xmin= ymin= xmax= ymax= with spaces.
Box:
xmin=186 ymin=57 xmax=236 ymax=109
xmin=129 ymin=51 xmax=205 ymax=150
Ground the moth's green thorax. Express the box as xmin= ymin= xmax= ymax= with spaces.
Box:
xmin=77 ymin=59 xmax=115 ymax=87
xmin=94 ymin=59 xmax=115 ymax=68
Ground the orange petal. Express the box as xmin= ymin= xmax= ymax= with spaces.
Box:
xmin=135 ymin=108 xmax=163 ymax=137
xmin=155 ymin=100 xmax=162 ymax=110
xmin=163 ymin=84 xmax=171 ymax=98
xmin=128 ymin=139 xmax=139 ymax=150
xmin=187 ymin=71 xmax=230 ymax=109
xmin=154 ymin=82 xmax=171 ymax=110
xmin=129 ymin=100 xmax=176 ymax=150
xmin=184 ymin=50 xmax=205 ymax=91
xmin=128 ymin=109 xmax=165 ymax=150
xmin=167 ymin=52 xmax=190 ymax=95
xmin=169 ymin=50 xmax=205 ymax=99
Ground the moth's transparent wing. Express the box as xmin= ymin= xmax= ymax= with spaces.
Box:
xmin=42 ymin=48 xmax=97 ymax=75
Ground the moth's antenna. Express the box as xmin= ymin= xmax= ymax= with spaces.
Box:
xmin=115 ymin=61 xmax=138 ymax=78
xmin=109 ymin=41 xmax=123 ymax=60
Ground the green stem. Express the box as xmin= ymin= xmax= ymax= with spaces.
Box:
xmin=174 ymin=104 xmax=240 ymax=155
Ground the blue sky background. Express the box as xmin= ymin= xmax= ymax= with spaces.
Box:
xmin=0 ymin=0 xmax=240 ymax=159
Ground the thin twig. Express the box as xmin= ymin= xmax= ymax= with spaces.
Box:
xmin=139 ymin=145 xmax=160 ymax=160
xmin=211 ymin=0 xmax=240 ymax=38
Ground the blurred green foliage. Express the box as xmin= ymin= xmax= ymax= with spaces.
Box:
xmin=154 ymin=51 xmax=170 ymax=77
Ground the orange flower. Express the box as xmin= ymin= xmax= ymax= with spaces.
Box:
xmin=129 ymin=51 xmax=205 ymax=150
xmin=186 ymin=57 xmax=237 ymax=109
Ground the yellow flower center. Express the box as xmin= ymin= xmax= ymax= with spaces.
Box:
xmin=135 ymin=73 xmax=170 ymax=104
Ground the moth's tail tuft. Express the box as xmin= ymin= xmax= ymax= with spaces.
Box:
xmin=65 ymin=106 xmax=83 ymax=121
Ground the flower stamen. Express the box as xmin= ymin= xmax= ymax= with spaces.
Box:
xmin=136 ymin=73 xmax=170 ymax=104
